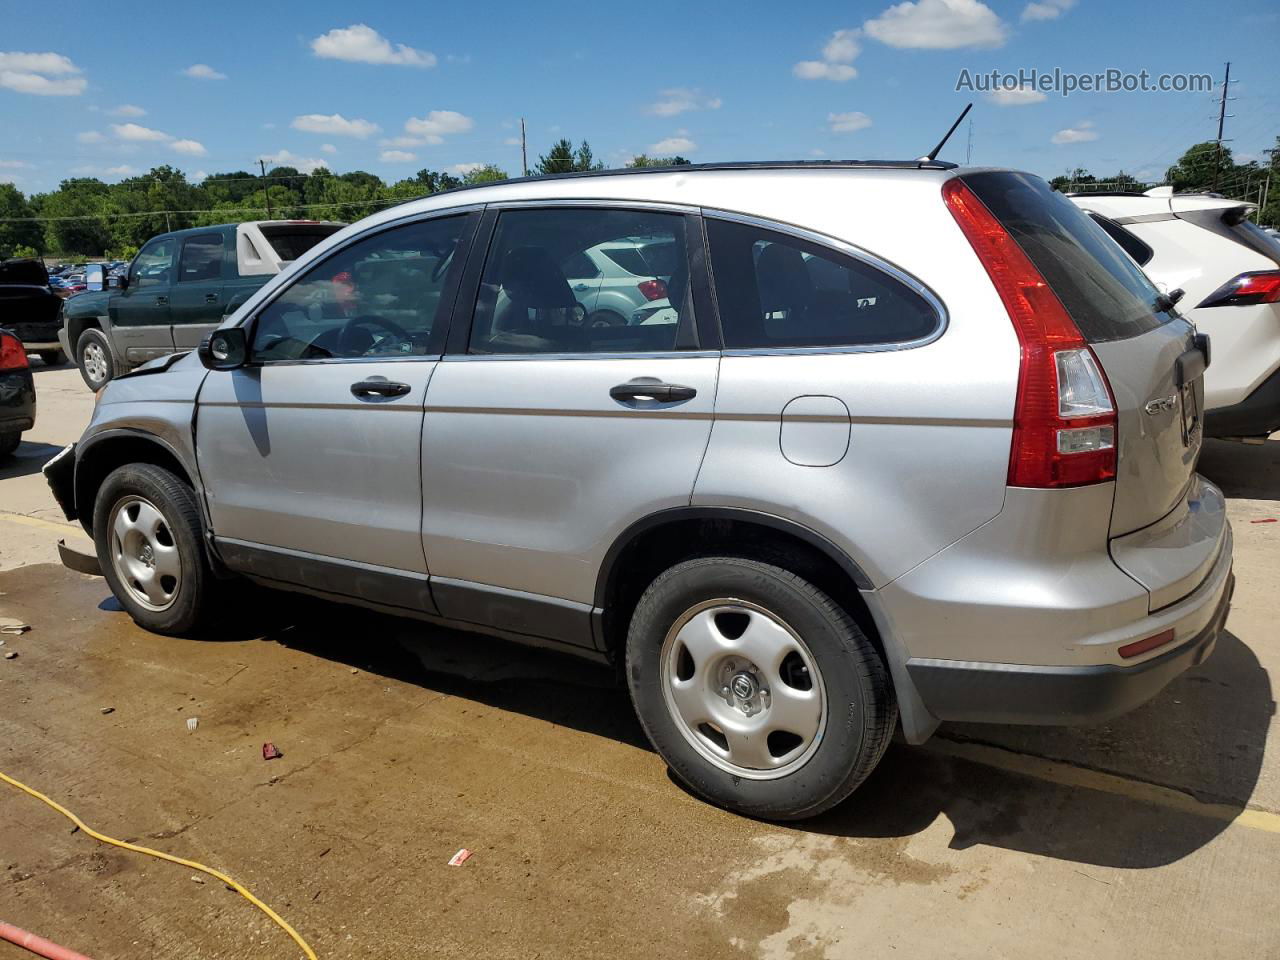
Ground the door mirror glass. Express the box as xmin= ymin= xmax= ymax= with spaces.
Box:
xmin=198 ymin=327 xmax=248 ymax=370
xmin=84 ymin=263 xmax=106 ymax=292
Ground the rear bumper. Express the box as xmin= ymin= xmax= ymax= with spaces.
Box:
xmin=0 ymin=369 xmax=36 ymax=433
xmin=906 ymin=552 xmax=1234 ymax=726
xmin=1205 ymin=364 xmax=1280 ymax=438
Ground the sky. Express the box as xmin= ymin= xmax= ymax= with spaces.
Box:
xmin=1 ymin=0 xmax=1277 ymax=195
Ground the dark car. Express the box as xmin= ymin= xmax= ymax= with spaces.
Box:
xmin=0 ymin=258 xmax=66 ymax=365
xmin=0 ymin=329 xmax=35 ymax=457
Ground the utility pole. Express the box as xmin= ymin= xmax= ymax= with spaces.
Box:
xmin=259 ymin=158 xmax=273 ymax=219
xmin=520 ymin=118 xmax=528 ymax=177
xmin=1212 ymin=61 xmax=1236 ymax=193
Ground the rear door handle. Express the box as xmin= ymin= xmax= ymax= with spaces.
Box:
xmin=204 ymin=293 xmax=219 ymax=304
xmin=609 ymin=379 xmax=697 ymax=404
xmin=351 ymin=379 xmax=411 ymax=399
xmin=155 ymin=296 xmax=168 ymax=305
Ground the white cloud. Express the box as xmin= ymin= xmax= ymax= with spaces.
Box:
xmin=793 ymin=28 xmax=862 ymax=82
xmin=311 ymin=24 xmax=436 ymax=67
xmin=111 ymin=122 xmax=170 ymax=142
xmin=104 ymin=164 xmax=135 ymax=175
xmin=320 ymin=143 xmax=337 ymax=154
xmin=291 ymin=113 xmax=380 ymax=138
xmin=260 ymin=149 xmax=328 ymax=173
xmin=793 ymin=61 xmax=857 ymax=81
xmin=650 ymin=136 xmax=696 ymax=154
xmin=403 ymin=110 xmax=473 ymax=141
xmin=1022 ymin=0 xmax=1075 ymax=21
xmin=829 ymin=111 xmax=873 ymax=133
xmin=191 ymin=170 xmax=208 ymax=182
xmin=110 ymin=104 xmax=145 ymax=117
xmin=0 ymin=160 xmax=28 ymax=169
xmin=863 ymin=0 xmax=1008 ymax=50
xmin=648 ymin=88 xmax=722 ymax=116
xmin=1051 ymin=121 xmax=1098 ymax=145
xmin=183 ymin=63 xmax=226 ymax=80
xmin=450 ymin=162 xmax=483 ymax=175
xmin=170 ymin=139 xmax=207 ymax=156
xmin=72 ymin=163 xmax=137 ymax=177
xmin=379 ymin=149 xmax=417 ymax=163
xmin=986 ymin=84 xmax=1047 ymax=106
xmin=0 ymin=51 xmax=86 ymax=95
xmin=503 ymin=136 xmax=522 ymax=146
xmin=77 ymin=130 xmax=105 ymax=144
xmin=381 ymin=135 xmax=427 ymax=148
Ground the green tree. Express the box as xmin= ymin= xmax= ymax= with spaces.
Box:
xmin=1166 ymin=141 xmax=1231 ymax=192
xmin=462 ymin=164 xmax=508 ymax=185
xmin=627 ymin=154 xmax=692 ymax=168
xmin=536 ymin=139 xmax=602 ymax=174
xmin=0 ymin=182 xmax=43 ymax=258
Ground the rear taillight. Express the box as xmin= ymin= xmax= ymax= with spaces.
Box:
xmin=1196 ymin=270 xmax=1280 ymax=308
xmin=637 ymin=279 xmax=667 ymax=301
xmin=0 ymin=333 xmax=29 ymax=371
xmin=943 ymin=179 xmax=1117 ymax=488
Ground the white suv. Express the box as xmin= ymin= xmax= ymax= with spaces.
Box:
xmin=1070 ymin=188 xmax=1280 ymax=439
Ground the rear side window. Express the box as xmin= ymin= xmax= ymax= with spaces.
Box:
xmin=1087 ymin=213 xmax=1153 ymax=266
xmin=706 ymin=218 xmax=939 ymax=350
xmin=178 ymin=233 xmax=225 ymax=282
xmin=258 ymin=224 xmax=344 ymax=262
xmin=963 ymin=172 xmax=1170 ymax=342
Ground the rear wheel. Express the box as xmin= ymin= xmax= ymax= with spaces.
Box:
xmin=38 ymin=349 xmax=66 ymax=367
xmin=626 ymin=556 xmax=896 ymax=820
xmin=93 ymin=463 xmax=213 ymax=635
xmin=76 ymin=329 xmax=114 ymax=389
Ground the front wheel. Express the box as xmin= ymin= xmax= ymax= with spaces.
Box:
xmin=626 ymin=557 xmax=896 ymax=820
xmin=76 ymin=328 xmax=115 ymax=390
xmin=93 ymin=463 xmax=214 ymax=635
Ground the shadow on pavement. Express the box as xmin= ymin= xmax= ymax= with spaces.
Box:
xmin=0 ymin=440 xmax=64 ymax=480
xmin=1198 ymin=437 xmax=1280 ymax=501
xmin=9 ymin=563 xmax=1271 ymax=873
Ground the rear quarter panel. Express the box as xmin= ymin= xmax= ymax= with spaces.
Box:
xmin=689 ymin=172 xmax=1018 ymax=586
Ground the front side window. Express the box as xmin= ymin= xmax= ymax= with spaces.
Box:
xmin=249 ymin=215 xmax=469 ymax=362
xmin=468 ymin=208 xmax=694 ymax=355
xmin=131 ymin=238 xmax=175 ymax=288
xmin=706 ymin=219 xmax=940 ymax=350
xmin=178 ymin=233 xmax=225 ymax=283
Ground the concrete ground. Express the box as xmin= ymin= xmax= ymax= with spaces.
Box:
xmin=2 ymin=361 xmax=1279 ymax=960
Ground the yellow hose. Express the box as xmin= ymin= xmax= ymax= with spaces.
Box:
xmin=0 ymin=768 xmax=317 ymax=960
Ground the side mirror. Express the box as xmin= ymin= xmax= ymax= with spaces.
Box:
xmin=84 ymin=263 xmax=106 ymax=292
xmin=198 ymin=327 xmax=248 ymax=370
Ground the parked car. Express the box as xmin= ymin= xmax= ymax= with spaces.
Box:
xmin=0 ymin=258 xmax=66 ymax=365
xmin=0 ymin=329 xmax=36 ymax=457
xmin=60 ymin=220 xmax=345 ymax=389
xmin=1069 ymin=188 xmax=1280 ymax=439
xmin=45 ymin=162 xmax=1232 ymax=820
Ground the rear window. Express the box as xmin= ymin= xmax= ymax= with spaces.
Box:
xmin=259 ymin=224 xmax=344 ymax=262
xmin=963 ymin=172 xmax=1170 ymax=343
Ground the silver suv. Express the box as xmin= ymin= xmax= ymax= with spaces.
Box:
xmin=44 ymin=162 xmax=1234 ymax=820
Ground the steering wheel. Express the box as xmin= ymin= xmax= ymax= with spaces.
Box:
xmin=336 ymin=314 xmax=411 ymax=355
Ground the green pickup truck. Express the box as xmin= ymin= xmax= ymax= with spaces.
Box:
xmin=61 ymin=220 xmax=344 ymax=388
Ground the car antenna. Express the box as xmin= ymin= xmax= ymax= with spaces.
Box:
xmin=919 ymin=103 xmax=973 ymax=163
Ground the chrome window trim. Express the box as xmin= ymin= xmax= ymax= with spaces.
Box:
xmin=700 ymin=207 xmax=949 ymax=356
xmin=485 ymin=197 xmax=699 ymax=214
xmin=240 ymin=204 xmax=485 ymax=366
xmin=442 ymin=350 xmax=719 ymax=363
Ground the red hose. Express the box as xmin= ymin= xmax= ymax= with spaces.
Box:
xmin=0 ymin=921 xmax=95 ymax=960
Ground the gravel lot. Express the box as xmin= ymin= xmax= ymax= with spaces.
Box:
xmin=2 ymin=361 xmax=1279 ymax=960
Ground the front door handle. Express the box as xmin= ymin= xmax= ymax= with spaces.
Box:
xmin=155 ymin=295 xmax=168 ymax=305
xmin=351 ymin=379 xmax=411 ymax=399
xmin=609 ymin=378 xmax=697 ymax=404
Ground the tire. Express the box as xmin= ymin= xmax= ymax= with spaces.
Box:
xmin=626 ymin=557 xmax=896 ymax=821
xmin=38 ymin=349 xmax=66 ymax=367
xmin=76 ymin=328 xmax=115 ymax=390
xmin=93 ymin=463 xmax=213 ymax=636
xmin=0 ymin=432 xmax=19 ymax=458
